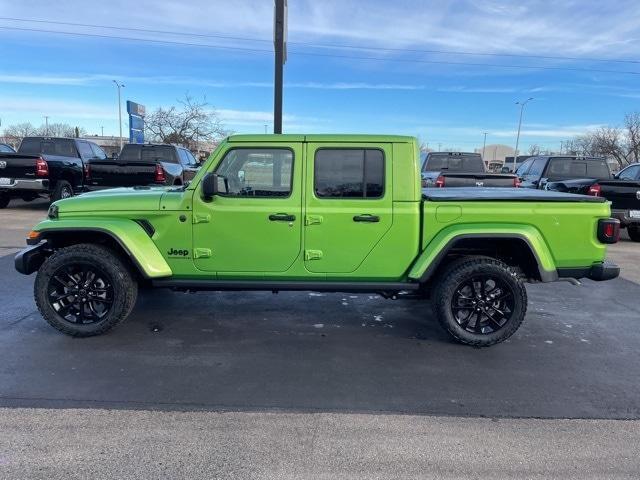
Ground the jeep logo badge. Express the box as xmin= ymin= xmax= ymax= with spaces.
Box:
xmin=0 ymin=161 xmax=6 ymax=169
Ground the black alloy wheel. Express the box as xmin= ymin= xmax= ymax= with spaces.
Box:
xmin=47 ymin=262 xmax=114 ymax=325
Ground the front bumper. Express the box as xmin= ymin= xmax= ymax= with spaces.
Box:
xmin=557 ymin=261 xmax=620 ymax=282
xmin=0 ymin=178 xmax=49 ymax=192
xmin=612 ymin=209 xmax=640 ymax=227
xmin=14 ymin=242 xmax=48 ymax=275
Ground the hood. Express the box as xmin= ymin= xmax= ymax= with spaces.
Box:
xmin=54 ymin=186 xmax=171 ymax=213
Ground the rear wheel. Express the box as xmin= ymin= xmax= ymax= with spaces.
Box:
xmin=51 ymin=180 xmax=73 ymax=202
xmin=628 ymin=225 xmax=640 ymax=242
xmin=0 ymin=193 xmax=9 ymax=209
xmin=433 ymin=257 xmax=527 ymax=347
xmin=34 ymin=244 xmax=138 ymax=337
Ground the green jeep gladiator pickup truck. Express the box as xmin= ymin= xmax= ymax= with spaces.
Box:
xmin=15 ymin=135 xmax=620 ymax=347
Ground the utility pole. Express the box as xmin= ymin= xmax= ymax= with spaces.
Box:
xmin=264 ymin=124 xmax=268 ymax=134
xmin=44 ymin=116 xmax=49 ymax=136
xmin=482 ymin=132 xmax=488 ymax=161
xmin=112 ymin=80 xmax=125 ymax=149
xmin=513 ymin=97 xmax=533 ymax=171
xmin=438 ymin=142 xmax=442 ymax=152
xmin=101 ymin=126 xmax=104 ymax=137
xmin=273 ymin=0 xmax=287 ymax=134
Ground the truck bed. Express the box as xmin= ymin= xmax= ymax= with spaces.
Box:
xmin=422 ymin=187 xmax=606 ymax=202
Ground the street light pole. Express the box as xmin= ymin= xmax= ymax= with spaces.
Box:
xmin=482 ymin=132 xmax=488 ymax=161
xmin=44 ymin=116 xmax=49 ymax=136
xmin=113 ymin=80 xmax=125 ymax=149
xmin=513 ymin=97 xmax=533 ymax=171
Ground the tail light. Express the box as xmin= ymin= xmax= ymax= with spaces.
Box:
xmin=83 ymin=163 xmax=91 ymax=181
xmin=588 ymin=184 xmax=601 ymax=196
xmin=154 ymin=163 xmax=166 ymax=183
xmin=597 ymin=218 xmax=620 ymax=244
xmin=513 ymin=177 xmax=522 ymax=188
xmin=35 ymin=157 xmax=49 ymax=177
xmin=435 ymin=175 xmax=445 ymax=188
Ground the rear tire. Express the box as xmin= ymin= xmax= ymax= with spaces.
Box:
xmin=34 ymin=243 xmax=138 ymax=337
xmin=0 ymin=193 xmax=9 ymax=209
xmin=50 ymin=180 xmax=73 ymax=202
xmin=433 ymin=256 xmax=528 ymax=347
xmin=628 ymin=225 xmax=640 ymax=242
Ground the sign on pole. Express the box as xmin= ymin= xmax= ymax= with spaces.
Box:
xmin=126 ymin=100 xmax=146 ymax=144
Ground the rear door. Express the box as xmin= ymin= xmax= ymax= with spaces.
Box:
xmin=304 ymin=143 xmax=392 ymax=273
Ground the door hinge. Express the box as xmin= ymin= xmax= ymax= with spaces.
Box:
xmin=193 ymin=213 xmax=211 ymax=224
xmin=305 ymin=215 xmax=323 ymax=226
xmin=304 ymin=249 xmax=323 ymax=261
xmin=193 ymin=248 xmax=212 ymax=259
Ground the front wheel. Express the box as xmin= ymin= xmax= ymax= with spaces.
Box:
xmin=433 ymin=257 xmax=528 ymax=347
xmin=628 ymin=225 xmax=640 ymax=242
xmin=34 ymin=244 xmax=138 ymax=336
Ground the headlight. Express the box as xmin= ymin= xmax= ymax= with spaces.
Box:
xmin=47 ymin=204 xmax=59 ymax=219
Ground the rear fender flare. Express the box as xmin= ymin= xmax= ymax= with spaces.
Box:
xmin=408 ymin=224 xmax=557 ymax=283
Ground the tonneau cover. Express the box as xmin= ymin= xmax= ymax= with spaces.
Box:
xmin=422 ymin=187 xmax=606 ymax=203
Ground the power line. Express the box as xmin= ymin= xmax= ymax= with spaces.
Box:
xmin=1 ymin=16 xmax=639 ymax=65
xmin=0 ymin=25 xmax=639 ymax=76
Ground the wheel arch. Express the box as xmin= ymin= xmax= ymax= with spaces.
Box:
xmin=31 ymin=220 xmax=172 ymax=279
xmin=410 ymin=230 xmax=558 ymax=284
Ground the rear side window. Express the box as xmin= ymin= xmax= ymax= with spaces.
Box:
xmin=77 ymin=142 xmax=94 ymax=159
xmin=619 ymin=165 xmax=640 ymax=180
xmin=314 ymin=149 xmax=384 ymax=199
xmin=19 ymin=138 xmax=78 ymax=157
xmin=526 ymin=158 xmax=547 ymax=177
xmin=515 ymin=158 xmax=534 ymax=175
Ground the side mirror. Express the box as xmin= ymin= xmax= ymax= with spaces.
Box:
xmin=201 ymin=172 xmax=219 ymax=200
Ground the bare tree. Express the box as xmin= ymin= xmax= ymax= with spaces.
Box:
xmin=3 ymin=121 xmax=86 ymax=143
xmin=527 ymin=144 xmax=541 ymax=156
xmin=145 ymin=94 xmax=229 ymax=150
xmin=3 ymin=122 xmax=37 ymax=143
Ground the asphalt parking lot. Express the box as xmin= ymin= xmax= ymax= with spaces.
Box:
xmin=1 ymin=198 xmax=639 ymax=478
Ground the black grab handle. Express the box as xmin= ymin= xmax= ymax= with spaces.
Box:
xmin=269 ymin=213 xmax=296 ymax=222
xmin=353 ymin=215 xmax=380 ymax=223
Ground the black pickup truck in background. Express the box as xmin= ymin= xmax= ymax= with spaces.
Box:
xmin=517 ymin=155 xmax=611 ymax=190
xmin=86 ymin=143 xmax=200 ymax=189
xmin=421 ymin=152 xmax=519 ymax=188
xmin=0 ymin=137 xmax=105 ymax=208
xmin=587 ymin=163 xmax=640 ymax=242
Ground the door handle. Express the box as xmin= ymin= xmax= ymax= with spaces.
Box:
xmin=269 ymin=213 xmax=296 ymax=222
xmin=353 ymin=214 xmax=380 ymax=223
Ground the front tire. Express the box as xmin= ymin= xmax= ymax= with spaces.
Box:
xmin=433 ymin=257 xmax=528 ymax=347
xmin=628 ymin=225 xmax=640 ymax=242
xmin=34 ymin=244 xmax=138 ymax=337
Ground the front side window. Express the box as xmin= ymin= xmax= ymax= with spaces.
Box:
xmin=314 ymin=149 xmax=384 ymax=199
xmin=77 ymin=142 xmax=94 ymax=159
xmin=515 ymin=158 xmax=534 ymax=176
xmin=215 ymin=148 xmax=293 ymax=197
xmin=526 ymin=157 xmax=547 ymax=178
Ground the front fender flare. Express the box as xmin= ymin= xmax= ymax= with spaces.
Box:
xmin=408 ymin=224 xmax=557 ymax=283
xmin=31 ymin=218 xmax=172 ymax=278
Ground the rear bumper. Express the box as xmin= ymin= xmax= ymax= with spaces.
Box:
xmin=0 ymin=178 xmax=49 ymax=192
xmin=612 ymin=209 xmax=640 ymax=227
xmin=557 ymin=261 xmax=620 ymax=282
xmin=14 ymin=242 xmax=48 ymax=275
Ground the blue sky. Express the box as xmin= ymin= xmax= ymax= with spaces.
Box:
xmin=1 ymin=0 xmax=639 ymax=151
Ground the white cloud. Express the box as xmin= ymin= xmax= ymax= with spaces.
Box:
xmin=0 ymin=96 xmax=113 ymax=119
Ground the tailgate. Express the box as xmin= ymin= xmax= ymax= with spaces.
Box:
xmin=0 ymin=153 xmax=41 ymax=181
xmin=89 ymin=160 xmax=156 ymax=187
xmin=599 ymin=180 xmax=640 ymax=211
xmin=440 ymin=173 xmax=517 ymax=187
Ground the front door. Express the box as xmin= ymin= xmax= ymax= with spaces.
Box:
xmin=304 ymin=143 xmax=393 ymax=273
xmin=192 ymin=143 xmax=302 ymax=273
